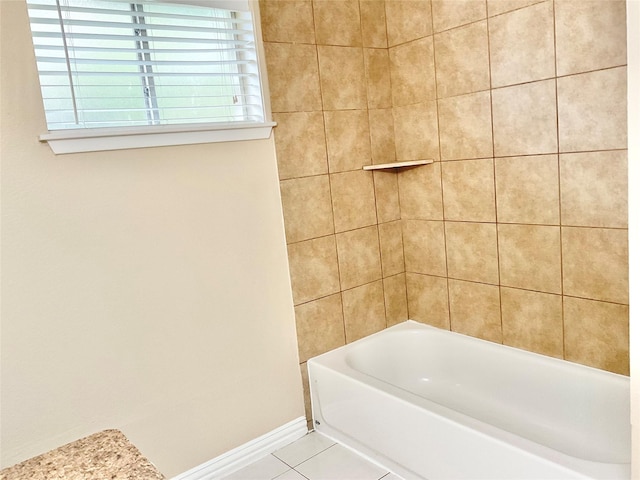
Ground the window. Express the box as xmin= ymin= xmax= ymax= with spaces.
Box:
xmin=26 ymin=0 xmax=274 ymax=153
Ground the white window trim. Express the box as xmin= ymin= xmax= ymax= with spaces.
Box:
xmin=35 ymin=0 xmax=275 ymax=155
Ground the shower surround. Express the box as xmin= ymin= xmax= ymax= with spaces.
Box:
xmin=259 ymin=0 xmax=629 ymax=423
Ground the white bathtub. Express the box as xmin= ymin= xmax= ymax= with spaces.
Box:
xmin=308 ymin=320 xmax=630 ymax=480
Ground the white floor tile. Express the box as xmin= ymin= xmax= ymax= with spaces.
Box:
xmin=381 ymin=473 xmax=404 ymax=480
xmin=273 ymin=431 xmax=335 ymax=467
xmin=222 ymin=454 xmax=290 ymax=480
xmin=273 ymin=469 xmax=308 ymax=480
xmin=295 ymin=444 xmax=388 ymax=480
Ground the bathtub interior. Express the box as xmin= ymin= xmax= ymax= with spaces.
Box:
xmin=342 ymin=322 xmax=631 ymax=464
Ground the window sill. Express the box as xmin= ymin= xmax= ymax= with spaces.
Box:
xmin=39 ymin=122 xmax=277 ymax=155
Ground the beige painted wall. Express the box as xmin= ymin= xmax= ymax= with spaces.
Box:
xmin=0 ymin=1 xmax=304 ymax=476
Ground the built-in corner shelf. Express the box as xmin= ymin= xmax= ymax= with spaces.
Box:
xmin=363 ymin=159 xmax=434 ymax=171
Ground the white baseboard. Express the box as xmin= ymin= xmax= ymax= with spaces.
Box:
xmin=171 ymin=417 xmax=308 ymax=480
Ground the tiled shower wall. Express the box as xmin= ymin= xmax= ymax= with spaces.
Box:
xmin=260 ymin=0 xmax=629 ymax=422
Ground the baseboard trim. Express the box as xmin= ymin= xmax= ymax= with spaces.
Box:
xmin=171 ymin=416 xmax=308 ymax=480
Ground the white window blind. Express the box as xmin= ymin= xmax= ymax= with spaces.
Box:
xmin=26 ymin=0 xmax=267 ymax=132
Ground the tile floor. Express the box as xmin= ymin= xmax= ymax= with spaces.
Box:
xmin=221 ymin=432 xmax=404 ymax=480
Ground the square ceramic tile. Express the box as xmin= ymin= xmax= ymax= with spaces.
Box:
xmin=264 ymin=43 xmax=322 ymax=113
xmin=406 ymin=273 xmax=450 ymax=329
xmin=557 ymin=67 xmax=627 ymax=153
xmin=486 ymin=0 xmax=543 ymax=16
xmin=495 ymin=155 xmax=559 ymax=225
xmin=336 ymin=226 xmax=383 ymax=290
xmin=564 ymin=296 xmax=630 ymax=375
xmin=275 ymin=469 xmax=308 ymax=480
xmin=313 ymin=0 xmax=362 ymax=46
xmin=438 ymin=91 xmax=493 ymax=161
xmin=287 ymin=236 xmax=341 ymax=305
xmin=385 ymin=0 xmax=432 ymax=47
xmin=295 ymin=443 xmax=388 ymax=480
xmin=402 ymin=219 xmax=447 ymax=277
xmin=280 ymin=176 xmax=334 ymax=243
xmin=260 ymin=0 xmax=316 ymax=44
xmin=295 ymin=294 xmax=345 ymax=362
xmin=324 ymin=110 xmax=372 ymax=173
xmin=445 ymin=221 xmax=499 ymax=285
xmin=393 ymin=102 xmax=440 ymax=161
xmin=560 ymin=151 xmax=628 ymax=228
xmin=488 ymin=1 xmax=555 ymax=87
xmin=364 ymin=49 xmax=393 ymax=109
xmin=378 ymin=221 xmax=405 ymax=277
xmin=383 ymin=273 xmax=409 ymax=326
xmin=342 ymin=281 xmax=387 ymax=342
xmin=369 ymin=109 xmax=396 ymax=164
xmin=318 ymin=46 xmax=367 ymax=110
xmin=432 ymin=0 xmax=487 ymax=33
xmin=389 ymin=37 xmax=436 ymax=106
xmin=492 ymin=79 xmax=557 ymax=157
xmin=273 ymin=112 xmax=328 ymax=180
xmin=448 ymin=279 xmax=502 ymax=343
xmin=562 ymin=227 xmax=629 ymax=304
xmin=373 ymin=170 xmax=401 ymax=222
xmin=555 ymin=0 xmax=627 ymax=76
xmin=434 ymin=20 xmax=490 ymax=98
xmin=498 ymin=224 xmax=562 ymax=294
xmin=360 ymin=0 xmax=388 ymax=48
xmin=330 ymin=170 xmax=378 ymax=232
xmin=274 ymin=432 xmax=336 ymax=467
xmin=223 ymin=454 xmax=291 ymax=480
xmin=442 ymin=158 xmax=496 ymax=222
xmin=397 ymin=161 xmax=444 ymax=220
xmin=500 ymin=287 xmax=563 ymax=358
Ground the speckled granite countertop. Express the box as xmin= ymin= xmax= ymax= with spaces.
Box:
xmin=0 ymin=429 xmax=165 ymax=480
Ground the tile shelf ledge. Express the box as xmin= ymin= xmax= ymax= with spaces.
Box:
xmin=363 ymin=159 xmax=434 ymax=171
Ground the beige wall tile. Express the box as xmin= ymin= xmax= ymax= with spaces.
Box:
xmin=369 ymin=109 xmax=396 ymax=164
xmin=564 ymin=297 xmax=629 ymax=375
xmin=273 ymin=112 xmax=328 ymax=180
xmin=449 ymin=279 xmax=502 ymax=343
xmin=330 ymin=170 xmax=378 ymax=232
xmin=260 ymin=0 xmax=316 ymax=44
xmin=442 ymin=158 xmax=496 ymax=222
xmin=264 ymin=43 xmax=322 ymax=113
xmin=445 ymin=222 xmax=499 ymax=284
xmin=383 ymin=273 xmax=409 ymax=326
xmin=280 ymin=176 xmax=334 ymax=243
xmin=288 ymin=235 xmax=341 ymax=304
xmin=486 ymin=0 xmax=543 ymax=17
xmin=434 ymin=21 xmax=490 ymax=98
xmin=560 ymin=151 xmax=628 ymax=228
xmin=342 ymin=281 xmax=387 ymax=342
xmin=313 ymin=0 xmax=362 ymax=46
xmin=336 ymin=226 xmax=383 ymax=290
xmin=438 ymin=91 xmax=493 ymax=161
xmin=555 ymin=0 xmax=627 ymax=76
xmin=318 ymin=46 xmax=367 ymax=110
xmin=562 ymin=227 xmax=629 ymax=304
xmin=385 ymin=0 xmax=432 ymax=47
xmin=406 ymin=273 xmax=450 ymax=329
xmin=557 ymin=67 xmax=627 ymax=153
xmin=364 ymin=49 xmax=393 ymax=109
xmin=379 ymin=220 xmax=405 ymax=277
xmin=393 ymin=102 xmax=440 ymax=161
xmin=495 ymin=155 xmax=560 ymax=225
xmin=488 ymin=1 xmax=555 ymax=87
xmin=324 ymin=110 xmax=372 ymax=172
xmin=498 ymin=224 xmax=562 ymax=293
xmin=295 ymin=294 xmax=345 ymax=362
xmin=403 ymin=219 xmax=447 ymax=276
xmin=501 ymin=287 xmax=563 ymax=358
xmin=389 ymin=38 xmax=436 ymax=106
xmin=432 ymin=0 xmax=487 ymax=33
xmin=398 ymin=162 xmax=444 ymax=220
xmin=492 ymin=79 xmax=557 ymax=157
xmin=373 ymin=171 xmax=401 ymax=222
xmin=360 ymin=0 xmax=388 ymax=48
